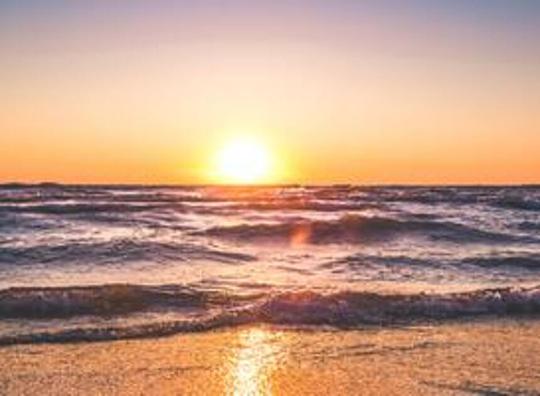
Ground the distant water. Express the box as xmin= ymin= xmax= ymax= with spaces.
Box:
xmin=0 ymin=184 xmax=539 ymax=344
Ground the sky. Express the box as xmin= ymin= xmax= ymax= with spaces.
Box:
xmin=1 ymin=0 xmax=539 ymax=184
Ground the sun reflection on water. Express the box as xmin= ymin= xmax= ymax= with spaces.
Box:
xmin=228 ymin=327 xmax=284 ymax=396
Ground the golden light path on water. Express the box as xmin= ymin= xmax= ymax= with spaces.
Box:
xmin=228 ymin=327 xmax=285 ymax=396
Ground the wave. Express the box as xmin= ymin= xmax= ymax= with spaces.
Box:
xmin=367 ymin=188 xmax=485 ymax=205
xmin=0 ymin=192 xmax=208 ymax=205
xmin=0 ymin=213 xmax=59 ymax=232
xmin=195 ymin=215 xmax=528 ymax=245
xmin=0 ymin=199 xmax=371 ymax=217
xmin=205 ymin=201 xmax=376 ymax=213
xmin=2 ymin=186 xmax=539 ymax=217
xmin=519 ymin=221 xmax=540 ymax=231
xmin=461 ymin=256 xmax=540 ymax=269
xmin=493 ymin=197 xmax=540 ymax=212
xmin=0 ymin=284 xmax=214 ymax=318
xmin=0 ymin=202 xmax=181 ymax=215
xmin=0 ymin=284 xmax=538 ymax=345
xmin=0 ymin=239 xmax=255 ymax=266
xmin=321 ymin=253 xmax=540 ymax=272
xmin=257 ymin=286 xmax=540 ymax=324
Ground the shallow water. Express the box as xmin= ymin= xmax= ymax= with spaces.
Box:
xmin=0 ymin=184 xmax=539 ymax=343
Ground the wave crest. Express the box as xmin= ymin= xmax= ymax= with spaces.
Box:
xmin=195 ymin=215 xmax=524 ymax=245
xmin=1 ymin=284 xmax=539 ymax=345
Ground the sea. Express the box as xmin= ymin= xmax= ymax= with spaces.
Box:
xmin=0 ymin=184 xmax=539 ymax=344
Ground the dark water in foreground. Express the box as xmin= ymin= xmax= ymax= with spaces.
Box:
xmin=0 ymin=184 xmax=539 ymax=344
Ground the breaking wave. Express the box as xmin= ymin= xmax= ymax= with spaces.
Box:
xmin=0 ymin=284 xmax=538 ymax=345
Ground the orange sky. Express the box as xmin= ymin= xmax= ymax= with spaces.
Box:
xmin=1 ymin=1 xmax=539 ymax=184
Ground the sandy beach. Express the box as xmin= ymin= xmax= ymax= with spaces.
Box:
xmin=1 ymin=318 xmax=539 ymax=395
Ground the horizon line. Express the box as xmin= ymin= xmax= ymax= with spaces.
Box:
xmin=1 ymin=181 xmax=539 ymax=188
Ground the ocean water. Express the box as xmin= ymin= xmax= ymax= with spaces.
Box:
xmin=0 ymin=184 xmax=539 ymax=344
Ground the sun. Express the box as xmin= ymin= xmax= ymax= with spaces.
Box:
xmin=213 ymin=137 xmax=273 ymax=184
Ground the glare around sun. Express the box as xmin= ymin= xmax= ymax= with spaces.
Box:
xmin=213 ymin=137 xmax=273 ymax=184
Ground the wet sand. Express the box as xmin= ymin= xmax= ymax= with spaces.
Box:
xmin=1 ymin=319 xmax=539 ymax=395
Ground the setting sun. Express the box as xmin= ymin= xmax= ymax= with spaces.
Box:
xmin=2 ymin=3 xmax=540 ymax=395
xmin=213 ymin=137 xmax=274 ymax=184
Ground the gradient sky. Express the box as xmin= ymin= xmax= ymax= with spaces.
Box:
xmin=1 ymin=0 xmax=539 ymax=184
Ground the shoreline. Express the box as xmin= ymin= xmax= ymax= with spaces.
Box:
xmin=1 ymin=318 xmax=539 ymax=395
